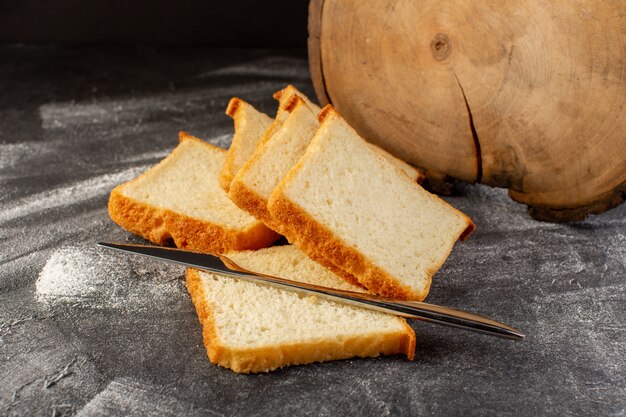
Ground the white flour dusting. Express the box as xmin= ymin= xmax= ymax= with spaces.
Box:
xmin=76 ymin=378 xmax=211 ymax=417
xmin=194 ymin=56 xmax=309 ymax=79
xmin=38 ymin=82 xmax=277 ymax=130
xmin=36 ymin=245 xmax=185 ymax=310
xmin=0 ymin=165 xmax=148 ymax=224
xmin=205 ymin=132 xmax=232 ymax=149
xmin=0 ymin=142 xmax=53 ymax=170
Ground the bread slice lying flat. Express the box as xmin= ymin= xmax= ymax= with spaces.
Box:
xmin=219 ymin=99 xmax=273 ymax=191
xmin=108 ymin=132 xmax=279 ymax=254
xmin=186 ymin=245 xmax=415 ymax=373
xmin=268 ymin=106 xmax=474 ymax=300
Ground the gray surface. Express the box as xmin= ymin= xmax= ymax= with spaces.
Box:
xmin=0 ymin=45 xmax=624 ymax=417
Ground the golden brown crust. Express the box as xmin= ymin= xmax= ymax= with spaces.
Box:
xmin=225 ymin=97 xmax=241 ymax=118
xmin=178 ymin=130 xmax=194 ymax=142
xmin=109 ymin=131 xmax=279 ymax=253
xmin=402 ymin=321 xmax=416 ymax=361
xmin=186 ymin=269 xmax=415 ymax=373
xmin=276 ymin=220 xmax=367 ymax=289
xmin=109 ymin=188 xmax=279 ymax=253
xmin=228 ymin=179 xmax=366 ymax=289
xmin=272 ymin=84 xmax=297 ymax=101
xmin=268 ymin=193 xmax=425 ymax=300
xmin=219 ymin=101 xmax=241 ymax=192
xmin=283 ymin=94 xmax=304 ymax=113
xmin=186 ymin=269 xmax=224 ymax=367
xmin=218 ymin=172 xmax=234 ymax=192
xmin=286 ymin=240 xmax=366 ymax=289
xmin=220 ymin=98 xmax=246 ymax=192
xmin=318 ymin=104 xmax=334 ymax=123
xmin=459 ymin=222 xmax=476 ymax=241
xmin=108 ymin=187 xmax=173 ymax=244
xmin=228 ymin=180 xmax=275 ymax=229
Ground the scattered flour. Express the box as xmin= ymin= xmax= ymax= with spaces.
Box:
xmin=76 ymin=378 xmax=211 ymax=417
xmin=205 ymin=132 xmax=232 ymax=149
xmin=113 ymin=133 xmax=232 ymax=163
xmin=0 ymin=142 xmax=53 ymax=171
xmin=0 ymin=165 xmax=149 ymax=225
xmin=36 ymin=245 xmax=185 ymax=310
xmin=38 ymin=81 xmax=279 ymax=130
xmin=116 ymin=149 xmax=171 ymax=164
xmin=194 ymin=56 xmax=310 ymax=79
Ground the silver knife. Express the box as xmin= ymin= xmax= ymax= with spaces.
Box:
xmin=97 ymin=242 xmax=524 ymax=341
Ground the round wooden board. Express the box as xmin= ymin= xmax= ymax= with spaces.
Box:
xmin=308 ymin=0 xmax=626 ymax=221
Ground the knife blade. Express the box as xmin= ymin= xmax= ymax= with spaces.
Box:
xmin=97 ymin=242 xmax=524 ymax=340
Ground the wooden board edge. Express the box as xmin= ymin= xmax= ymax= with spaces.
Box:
xmin=308 ymin=0 xmax=331 ymax=106
xmin=509 ymin=181 xmax=626 ymax=222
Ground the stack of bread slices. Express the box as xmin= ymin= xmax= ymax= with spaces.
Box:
xmin=108 ymin=85 xmax=474 ymax=373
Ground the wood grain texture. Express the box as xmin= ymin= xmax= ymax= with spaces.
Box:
xmin=309 ymin=0 xmax=626 ymax=221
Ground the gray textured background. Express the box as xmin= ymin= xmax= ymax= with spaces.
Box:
xmin=1 ymin=45 xmax=624 ymax=417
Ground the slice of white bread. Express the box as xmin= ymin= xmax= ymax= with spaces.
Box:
xmin=229 ymin=91 xmax=426 ymax=224
xmin=229 ymin=95 xmax=319 ymax=232
xmin=109 ymin=132 xmax=279 ymax=254
xmin=227 ymin=87 xmax=424 ymax=226
xmin=186 ymin=245 xmax=415 ymax=373
xmin=219 ymin=99 xmax=273 ymax=191
xmin=219 ymin=86 xmax=318 ymax=193
xmin=272 ymin=86 xmax=424 ymax=183
xmin=227 ymin=95 xmax=363 ymax=288
xmin=227 ymin=90 xmax=424 ymax=287
xmin=268 ymin=106 xmax=475 ymax=301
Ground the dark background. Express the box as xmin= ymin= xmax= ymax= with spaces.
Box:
xmin=0 ymin=1 xmax=309 ymax=47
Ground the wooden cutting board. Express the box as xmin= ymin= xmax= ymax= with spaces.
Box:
xmin=308 ymin=0 xmax=625 ymax=221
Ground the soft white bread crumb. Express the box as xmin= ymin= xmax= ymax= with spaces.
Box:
xmin=227 ymin=244 xmax=364 ymax=292
xmin=108 ymin=132 xmax=279 ymax=254
xmin=228 ymin=91 xmax=365 ymax=286
xmin=186 ymin=245 xmax=415 ymax=373
xmin=267 ymin=106 xmax=474 ymax=300
xmin=219 ymin=98 xmax=273 ymax=191
xmin=229 ymin=95 xmax=319 ymax=230
xmin=228 ymin=88 xmax=423 ymax=287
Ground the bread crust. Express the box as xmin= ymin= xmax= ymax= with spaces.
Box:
xmin=108 ymin=189 xmax=279 ymax=254
xmin=226 ymin=95 xmax=366 ymax=288
xmin=267 ymin=159 xmax=473 ymax=299
xmin=228 ymin=178 xmax=275 ymax=228
xmin=228 ymin=171 xmax=366 ymax=288
xmin=185 ymin=269 xmax=415 ymax=373
xmin=108 ymin=132 xmax=279 ymax=253
xmin=268 ymin=193 xmax=426 ymax=300
xmin=220 ymin=98 xmax=274 ymax=192
xmin=282 ymin=236 xmax=367 ymax=289
xmin=265 ymin=106 xmax=474 ymax=299
xmin=219 ymin=98 xmax=243 ymax=191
